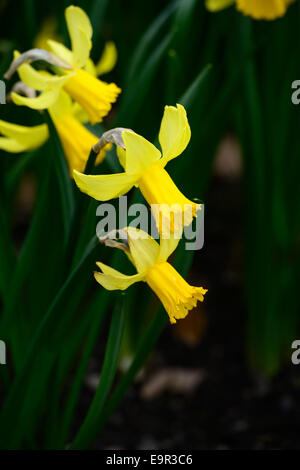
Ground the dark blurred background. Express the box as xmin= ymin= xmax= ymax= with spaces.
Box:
xmin=1 ymin=0 xmax=300 ymax=450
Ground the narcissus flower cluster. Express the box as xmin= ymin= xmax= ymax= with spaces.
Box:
xmin=1 ymin=5 xmax=120 ymax=173
xmin=1 ymin=5 xmax=207 ymax=324
xmin=74 ymin=103 xmax=207 ymax=323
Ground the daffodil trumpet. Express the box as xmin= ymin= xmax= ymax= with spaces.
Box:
xmin=6 ymin=5 xmax=121 ymax=125
xmin=73 ymin=104 xmax=202 ymax=236
xmin=94 ymin=227 xmax=207 ymax=324
xmin=205 ymin=0 xmax=295 ymax=20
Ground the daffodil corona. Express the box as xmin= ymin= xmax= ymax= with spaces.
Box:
xmin=9 ymin=6 xmax=121 ymax=124
xmin=95 ymin=228 xmax=207 ymax=324
xmin=206 ymin=0 xmax=295 ymax=20
xmin=49 ymin=90 xmax=109 ymax=174
xmin=74 ymin=104 xmax=201 ymax=234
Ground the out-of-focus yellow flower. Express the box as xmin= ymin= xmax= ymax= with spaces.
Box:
xmin=34 ymin=17 xmax=62 ymax=51
xmin=49 ymin=90 xmax=109 ymax=174
xmin=94 ymin=227 xmax=207 ymax=324
xmin=10 ymin=6 xmax=120 ymax=124
xmin=0 ymin=90 xmax=110 ymax=173
xmin=74 ymin=104 xmax=201 ymax=234
xmin=0 ymin=120 xmax=48 ymax=153
xmin=206 ymin=0 xmax=295 ymax=20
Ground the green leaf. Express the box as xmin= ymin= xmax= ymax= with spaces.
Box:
xmin=57 ymin=289 xmax=110 ymax=447
xmin=71 ymin=293 xmax=127 ymax=449
xmin=116 ymin=32 xmax=173 ymax=127
xmin=0 ymin=236 xmax=99 ymax=448
xmin=180 ymin=64 xmax=212 ymax=109
xmin=125 ymin=0 xmax=177 ymax=85
xmin=0 ymin=199 xmax=16 ymax=305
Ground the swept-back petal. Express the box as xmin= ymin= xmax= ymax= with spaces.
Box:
xmin=0 ymin=120 xmax=48 ymax=152
xmin=11 ymin=87 xmax=60 ymax=109
xmin=73 ymin=170 xmax=138 ymax=201
xmin=158 ymin=104 xmax=191 ymax=167
xmin=65 ymin=5 xmax=92 ymax=68
xmin=158 ymin=233 xmax=181 ymax=263
xmin=49 ymin=89 xmax=73 ymax=121
xmin=117 ymin=146 xmax=126 ymax=169
xmin=96 ymin=41 xmax=117 ymax=76
xmin=71 ymin=102 xmax=89 ymax=123
xmin=122 ymin=131 xmax=161 ymax=175
xmin=0 ymin=137 xmax=32 ymax=153
xmin=126 ymin=227 xmax=160 ymax=274
xmin=14 ymin=51 xmax=72 ymax=90
xmin=84 ymin=58 xmax=97 ymax=76
xmin=47 ymin=40 xmax=75 ymax=66
xmin=94 ymin=262 xmax=144 ymax=290
xmin=0 ymin=119 xmax=47 ymax=141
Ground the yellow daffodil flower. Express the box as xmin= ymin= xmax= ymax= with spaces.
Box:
xmin=74 ymin=104 xmax=201 ymax=234
xmin=94 ymin=227 xmax=207 ymax=324
xmin=0 ymin=90 xmax=109 ymax=173
xmin=206 ymin=0 xmax=295 ymax=20
xmin=10 ymin=5 xmax=121 ymax=124
xmin=0 ymin=119 xmax=48 ymax=153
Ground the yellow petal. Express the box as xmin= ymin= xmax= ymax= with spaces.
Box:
xmin=49 ymin=89 xmax=73 ymax=121
xmin=11 ymin=88 xmax=60 ymax=110
xmin=13 ymin=50 xmax=72 ymax=91
xmin=205 ymin=0 xmax=235 ymax=11
xmin=0 ymin=137 xmax=33 ymax=153
xmin=84 ymin=57 xmax=97 ymax=76
xmin=71 ymin=102 xmax=90 ymax=123
xmin=65 ymin=5 xmax=92 ymax=68
xmin=73 ymin=170 xmax=138 ymax=201
xmin=117 ymin=146 xmax=126 ymax=169
xmin=138 ymin=164 xmax=199 ymax=235
xmin=94 ymin=262 xmax=144 ymax=290
xmin=159 ymin=104 xmax=191 ymax=167
xmin=146 ymin=261 xmax=207 ymax=324
xmin=236 ymin=0 xmax=293 ymax=19
xmin=47 ymin=39 xmax=75 ymax=67
xmin=96 ymin=41 xmax=117 ymax=76
xmin=158 ymin=233 xmax=181 ymax=263
xmin=0 ymin=121 xmax=48 ymax=152
xmin=122 ymin=131 xmax=161 ymax=175
xmin=126 ymin=227 xmax=160 ymax=274
xmin=51 ymin=111 xmax=98 ymax=175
